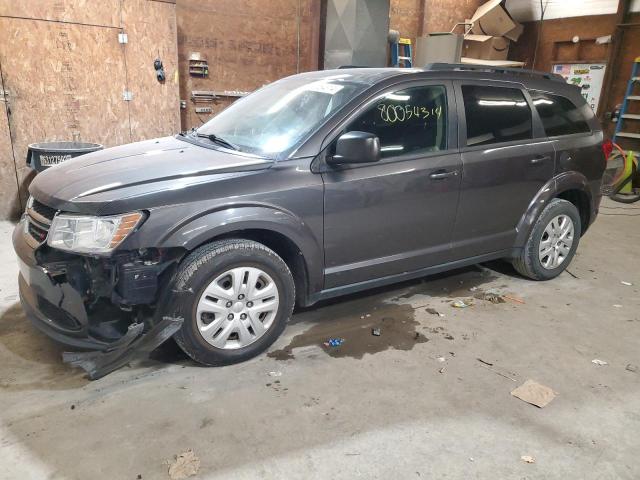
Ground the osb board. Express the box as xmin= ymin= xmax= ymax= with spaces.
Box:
xmin=121 ymin=0 xmax=180 ymax=141
xmin=0 ymin=17 xmax=131 ymax=205
xmin=177 ymin=0 xmax=320 ymax=129
xmin=0 ymin=90 xmax=21 ymax=219
xmin=390 ymin=0 xmax=483 ymax=44
xmin=0 ymin=0 xmax=121 ymax=27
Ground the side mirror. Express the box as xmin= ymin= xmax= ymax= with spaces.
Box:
xmin=327 ymin=131 xmax=381 ymax=165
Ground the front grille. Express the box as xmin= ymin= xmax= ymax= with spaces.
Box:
xmin=27 ymin=221 xmax=49 ymax=243
xmin=31 ymin=199 xmax=57 ymax=221
xmin=25 ymin=198 xmax=57 ymax=246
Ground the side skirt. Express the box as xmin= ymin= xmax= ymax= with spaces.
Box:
xmin=307 ymin=249 xmax=516 ymax=305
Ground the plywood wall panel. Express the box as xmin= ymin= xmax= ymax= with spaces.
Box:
xmin=122 ymin=0 xmax=181 ymax=141
xmin=0 ymin=91 xmax=21 ymax=219
xmin=177 ymin=0 xmax=320 ymax=129
xmin=0 ymin=17 xmax=131 ymax=205
xmin=390 ymin=0 xmax=482 ymax=44
xmin=0 ymin=0 xmax=121 ymax=27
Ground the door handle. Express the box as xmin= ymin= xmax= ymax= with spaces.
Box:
xmin=530 ymin=155 xmax=551 ymax=165
xmin=429 ymin=170 xmax=459 ymax=180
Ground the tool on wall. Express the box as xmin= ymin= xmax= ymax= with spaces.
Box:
xmin=154 ymin=58 xmax=166 ymax=83
xmin=189 ymin=52 xmax=209 ymax=77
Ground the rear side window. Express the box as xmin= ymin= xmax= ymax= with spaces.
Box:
xmin=462 ymin=85 xmax=532 ymax=147
xmin=529 ymin=91 xmax=591 ymax=136
xmin=346 ymin=85 xmax=447 ymax=158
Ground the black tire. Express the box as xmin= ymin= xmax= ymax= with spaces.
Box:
xmin=170 ymin=239 xmax=295 ymax=366
xmin=512 ymin=199 xmax=581 ymax=280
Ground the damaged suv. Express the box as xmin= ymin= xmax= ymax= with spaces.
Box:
xmin=14 ymin=64 xmax=606 ymax=378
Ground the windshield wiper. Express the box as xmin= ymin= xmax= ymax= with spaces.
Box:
xmin=196 ymin=132 xmax=239 ymax=151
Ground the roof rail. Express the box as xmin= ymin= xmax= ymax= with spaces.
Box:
xmin=423 ymin=63 xmax=565 ymax=82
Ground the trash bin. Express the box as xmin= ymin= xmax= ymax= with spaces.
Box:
xmin=27 ymin=141 xmax=103 ymax=172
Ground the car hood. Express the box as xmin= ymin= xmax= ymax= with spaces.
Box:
xmin=29 ymin=135 xmax=273 ymax=214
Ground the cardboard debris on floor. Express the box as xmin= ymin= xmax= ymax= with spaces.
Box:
xmin=511 ymin=379 xmax=557 ymax=408
xmin=168 ymin=449 xmax=200 ymax=480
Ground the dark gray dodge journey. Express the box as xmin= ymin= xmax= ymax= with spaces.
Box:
xmin=13 ymin=64 xmax=607 ymax=378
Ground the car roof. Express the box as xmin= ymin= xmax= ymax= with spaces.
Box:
xmin=298 ymin=64 xmax=579 ymax=98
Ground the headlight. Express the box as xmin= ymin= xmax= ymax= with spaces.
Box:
xmin=47 ymin=212 xmax=143 ymax=254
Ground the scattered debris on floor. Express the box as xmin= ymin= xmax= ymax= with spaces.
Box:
xmin=438 ymin=366 xmax=446 ymax=374
xmin=268 ymin=303 xmax=428 ymax=360
xmin=521 ymin=455 xmax=536 ymax=464
xmin=504 ymin=294 xmax=526 ymax=304
xmin=267 ymin=371 xmax=283 ymax=377
xmin=613 ymin=304 xmax=623 ymax=308
xmin=511 ymin=379 xmax=557 ymax=408
xmin=477 ymin=359 xmax=517 ymax=382
xmin=167 ymin=449 xmax=200 ymax=480
xmin=425 ymin=307 xmax=445 ymax=317
xmin=626 ymin=364 xmax=638 ymax=373
xmin=451 ymin=299 xmax=473 ymax=308
xmin=324 ymin=338 xmax=344 ymax=347
xmin=592 ymin=359 xmax=608 ymax=366
xmin=436 ymin=356 xmax=446 ymax=362
xmin=474 ymin=290 xmax=506 ymax=304
xmin=620 ymin=281 xmax=633 ymax=286
xmin=371 ymin=328 xmax=381 ymax=336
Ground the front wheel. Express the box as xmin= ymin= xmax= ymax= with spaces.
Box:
xmin=170 ymin=239 xmax=295 ymax=366
xmin=512 ymin=199 xmax=581 ymax=280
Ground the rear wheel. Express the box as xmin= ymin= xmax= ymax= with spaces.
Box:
xmin=170 ymin=239 xmax=295 ymax=366
xmin=512 ymin=199 xmax=581 ymax=280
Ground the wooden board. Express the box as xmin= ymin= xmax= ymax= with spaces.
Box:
xmin=0 ymin=1 xmax=180 ymax=218
xmin=176 ymin=0 xmax=320 ymax=129
xmin=122 ymin=0 xmax=181 ymax=141
xmin=0 ymin=0 xmax=121 ymax=27
xmin=0 ymin=17 xmax=131 ymax=206
xmin=0 ymin=69 xmax=21 ymax=219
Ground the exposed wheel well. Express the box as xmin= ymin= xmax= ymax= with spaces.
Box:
xmin=211 ymin=229 xmax=309 ymax=307
xmin=557 ymin=189 xmax=590 ymax=235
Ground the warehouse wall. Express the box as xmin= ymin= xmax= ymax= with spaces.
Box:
xmin=177 ymin=0 xmax=321 ymax=130
xmin=389 ymin=0 xmax=483 ymax=44
xmin=0 ymin=0 xmax=180 ymax=220
xmin=509 ymin=12 xmax=640 ymax=138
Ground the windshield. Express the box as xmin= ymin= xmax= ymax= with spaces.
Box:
xmin=196 ymin=73 xmax=369 ymax=157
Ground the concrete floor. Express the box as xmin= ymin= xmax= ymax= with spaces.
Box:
xmin=1 ymin=198 xmax=639 ymax=479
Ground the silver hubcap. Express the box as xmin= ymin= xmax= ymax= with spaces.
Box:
xmin=196 ymin=267 xmax=279 ymax=349
xmin=539 ymin=214 xmax=574 ymax=270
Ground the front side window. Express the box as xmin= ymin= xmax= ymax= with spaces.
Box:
xmin=529 ymin=91 xmax=591 ymax=136
xmin=462 ymin=85 xmax=532 ymax=147
xmin=345 ymin=85 xmax=448 ymax=159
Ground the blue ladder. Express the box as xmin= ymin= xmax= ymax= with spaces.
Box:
xmin=391 ymin=38 xmax=413 ymax=68
xmin=613 ymin=57 xmax=640 ymax=144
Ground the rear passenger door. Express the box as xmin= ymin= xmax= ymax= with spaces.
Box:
xmin=451 ymin=81 xmax=556 ymax=259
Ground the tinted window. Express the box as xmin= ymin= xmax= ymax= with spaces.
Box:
xmin=462 ymin=85 xmax=532 ymax=147
xmin=346 ymin=85 xmax=447 ymax=158
xmin=529 ymin=91 xmax=591 ymax=136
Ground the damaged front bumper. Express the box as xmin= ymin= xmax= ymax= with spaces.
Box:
xmin=13 ymin=218 xmax=182 ymax=379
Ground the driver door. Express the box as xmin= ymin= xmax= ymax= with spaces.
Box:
xmin=320 ymin=81 xmax=462 ymax=288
